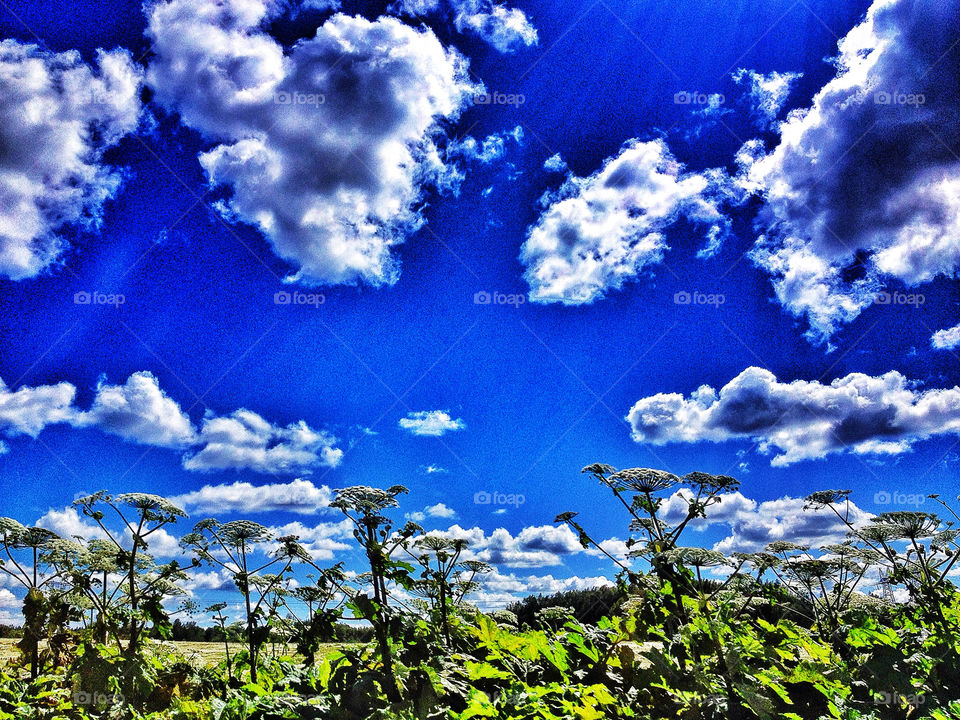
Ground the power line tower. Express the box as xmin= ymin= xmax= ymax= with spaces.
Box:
xmin=878 ymin=570 xmax=895 ymax=602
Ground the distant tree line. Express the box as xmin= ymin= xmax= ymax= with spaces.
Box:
xmin=506 ymin=585 xmax=627 ymax=627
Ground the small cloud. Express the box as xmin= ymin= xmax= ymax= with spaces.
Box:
xmin=932 ymin=323 xmax=960 ymax=350
xmin=421 ymin=464 xmax=449 ymax=474
xmin=399 ymin=410 xmax=466 ymax=437
xmin=425 ymin=502 xmax=456 ymax=518
xmin=732 ymin=68 xmax=802 ymax=129
xmin=448 ymin=126 xmax=523 ymax=165
xmin=543 ymin=153 xmax=568 ymax=173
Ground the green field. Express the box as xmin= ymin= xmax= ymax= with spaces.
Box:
xmin=0 ymin=638 xmax=348 ymax=666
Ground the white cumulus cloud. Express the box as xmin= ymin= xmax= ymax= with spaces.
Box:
xmin=146 ymin=0 xmax=479 ymax=287
xmin=741 ymin=0 xmax=960 ymax=343
xmin=80 ymin=371 xmax=197 ymax=448
xmin=931 ymin=323 xmax=960 ymax=350
xmin=183 ymin=409 xmax=343 ymax=474
xmin=627 ymin=366 xmax=960 ymax=466
xmin=173 ymin=478 xmax=335 ymax=514
xmin=521 ymin=138 xmax=732 ymax=304
xmin=0 ymin=40 xmax=142 ymax=280
xmin=0 ymin=377 xmax=77 ymax=437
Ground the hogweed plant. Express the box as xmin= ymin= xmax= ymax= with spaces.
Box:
xmin=71 ymin=493 xmax=190 ymax=664
xmin=0 ymin=520 xmax=80 ymax=678
xmin=330 ymin=484 xmax=421 ymax=702
xmin=180 ymin=519 xmax=313 ymax=683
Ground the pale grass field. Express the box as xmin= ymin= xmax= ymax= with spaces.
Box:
xmin=0 ymin=638 xmax=349 ymax=667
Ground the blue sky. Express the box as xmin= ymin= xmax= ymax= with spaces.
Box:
xmin=1 ymin=0 xmax=960 ymax=614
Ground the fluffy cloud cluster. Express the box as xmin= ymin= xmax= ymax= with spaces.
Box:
xmin=173 ymin=478 xmax=334 ymax=514
xmin=183 ymin=410 xmax=342 ymax=473
xmin=741 ymin=0 xmax=960 ymax=342
xmin=390 ymin=0 xmax=538 ymax=52
xmin=0 ymin=371 xmax=342 ymax=474
xmin=0 ymin=40 xmax=142 ymax=280
xmin=80 ymin=373 xmax=197 ymax=448
xmin=732 ymin=68 xmax=802 ymax=129
xmin=146 ymin=0 xmax=480 ymax=287
xmin=399 ymin=410 xmax=466 ymax=436
xmin=658 ymin=489 xmax=870 ymax=554
xmin=627 ymin=366 xmax=960 ymax=466
xmin=36 ymin=507 xmax=107 ymax=542
xmin=432 ymin=523 xmax=585 ymax=567
xmin=521 ymin=138 xmax=732 ymax=304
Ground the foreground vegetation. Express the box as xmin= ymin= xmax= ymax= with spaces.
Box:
xmin=1 ymin=466 xmax=959 ymax=719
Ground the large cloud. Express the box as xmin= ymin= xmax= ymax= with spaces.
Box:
xmin=627 ymin=366 xmax=960 ymax=466
xmin=742 ymin=0 xmax=960 ymax=342
xmin=0 ymin=40 xmax=142 ymax=280
xmin=183 ymin=409 xmax=343 ymax=473
xmin=146 ymin=0 xmax=479 ymax=287
xmin=521 ymin=138 xmax=732 ymax=304
xmin=173 ymin=478 xmax=334 ymax=514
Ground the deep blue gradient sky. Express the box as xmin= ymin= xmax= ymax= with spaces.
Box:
xmin=2 ymin=0 xmax=959 ymax=611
